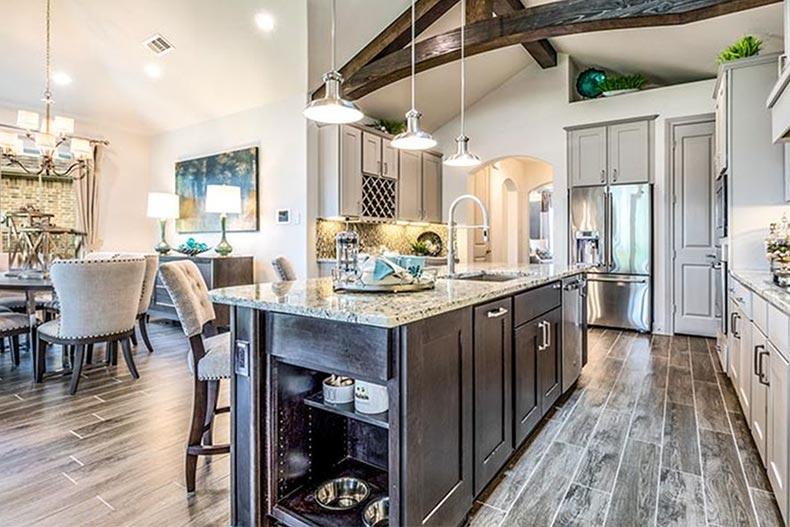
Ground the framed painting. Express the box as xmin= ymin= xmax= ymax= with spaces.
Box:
xmin=175 ymin=146 xmax=259 ymax=233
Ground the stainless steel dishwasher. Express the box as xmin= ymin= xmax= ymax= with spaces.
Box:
xmin=562 ymin=275 xmax=588 ymax=392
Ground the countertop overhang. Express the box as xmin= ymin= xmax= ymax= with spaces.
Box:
xmin=731 ymin=270 xmax=790 ymax=315
xmin=209 ymin=263 xmax=585 ymax=328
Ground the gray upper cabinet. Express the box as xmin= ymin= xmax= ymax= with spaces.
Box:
xmin=383 ymin=141 xmax=398 ymax=179
xmin=319 ymin=124 xmax=363 ymax=218
xmin=422 ymin=152 xmax=443 ymax=223
xmin=398 ymin=150 xmax=422 ymax=221
xmin=568 ymin=118 xmax=654 ymax=187
xmin=608 ymin=120 xmax=650 ymax=185
xmin=362 ymin=132 xmax=383 ymax=176
xmin=569 ymin=126 xmax=607 ymax=187
xmin=340 ymin=126 xmax=363 ymax=216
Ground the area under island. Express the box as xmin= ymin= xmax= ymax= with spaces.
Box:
xmin=209 ymin=263 xmax=588 ymax=527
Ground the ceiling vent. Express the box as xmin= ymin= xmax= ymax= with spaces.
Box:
xmin=143 ymin=34 xmax=174 ymax=56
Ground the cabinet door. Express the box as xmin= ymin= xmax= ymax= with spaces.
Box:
xmin=737 ymin=309 xmax=752 ymax=420
xmin=422 ymin=153 xmax=443 ymax=223
xmin=473 ymin=299 xmax=513 ymax=495
xmin=339 ymin=125 xmax=363 ymax=217
xmin=382 ymin=140 xmax=398 ymax=179
xmin=538 ymin=307 xmax=563 ymax=415
xmin=768 ymin=343 xmax=790 ymax=520
xmin=569 ymin=127 xmax=607 ymax=187
xmin=402 ymin=308 xmax=473 ymax=527
xmin=608 ymin=120 xmax=650 ymax=185
xmin=362 ymin=132 xmax=382 ymax=176
xmin=514 ymin=319 xmax=541 ymax=447
xmin=751 ymin=327 xmax=769 ymax=462
xmin=715 ymin=79 xmax=728 ymax=177
xmin=398 ymin=150 xmax=422 ymax=221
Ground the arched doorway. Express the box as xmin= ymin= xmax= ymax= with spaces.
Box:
xmin=467 ymin=156 xmax=553 ymax=265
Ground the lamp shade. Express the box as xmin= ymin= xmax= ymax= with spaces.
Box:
xmin=69 ymin=138 xmax=92 ymax=159
xmin=0 ymin=131 xmax=17 ymax=149
xmin=205 ymin=185 xmax=242 ymax=214
xmin=16 ymin=110 xmax=39 ymax=130
xmin=147 ymin=192 xmax=180 ymax=219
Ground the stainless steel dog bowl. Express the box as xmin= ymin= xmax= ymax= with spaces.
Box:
xmin=362 ymin=497 xmax=389 ymax=527
xmin=314 ymin=477 xmax=370 ymax=510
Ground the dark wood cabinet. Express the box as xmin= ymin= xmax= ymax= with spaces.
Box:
xmin=513 ymin=283 xmax=563 ymax=448
xmin=401 ymin=307 xmax=474 ymax=527
xmin=473 ymin=298 xmax=513 ymax=495
xmin=150 ymin=254 xmax=253 ymax=328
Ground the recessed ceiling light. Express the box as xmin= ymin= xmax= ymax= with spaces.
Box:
xmin=255 ymin=12 xmax=275 ymax=32
xmin=52 ymin=71 xmax=72 ymax=86
xmin=144 ymin=63 xmax=162 ymax=79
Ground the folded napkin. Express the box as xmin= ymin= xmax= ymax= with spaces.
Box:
xmin=372 ymin=256 xmax=426 ymax=281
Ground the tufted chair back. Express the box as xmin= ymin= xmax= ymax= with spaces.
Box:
xmin=51 ymin=258 xmax=145 ymax=339
xmin=272 ymin=255 xmax=297 ymax=281
xmin=85 ymin=252 xmax=159 ymax=315
xmin=158 ymin=260 xmax=216 ymax=338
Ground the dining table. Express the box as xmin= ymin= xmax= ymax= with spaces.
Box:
xmin=0 ymin=274 xmax=53 ymax=379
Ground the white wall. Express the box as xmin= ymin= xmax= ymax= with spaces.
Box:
xmin=149 ymin=94 xmax=309 ymax=281
xmin=436 ymin=54 xmax=716 ymax=334
xmin=0 ymin=105 xmax=152 ymax=252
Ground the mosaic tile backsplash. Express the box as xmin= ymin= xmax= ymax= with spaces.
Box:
xmin=316 ymin=220 xmax=449 ymax=260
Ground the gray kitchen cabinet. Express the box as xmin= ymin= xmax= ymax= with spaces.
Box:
xmin=569 ymin=126 xmax=607 ymax=187
xmin=398 ymin=150 xmax=422 ymax=221
xmin=473 ymin=298 xmax=514 ymax=495
xmin=383 ymin=140 xmax=398 ymax=179
xmin=567 ymin=118 xmax=654 ymax=187
xmin=422 ymin=152 xmax=443 ymax=223
xmin=362 ymin=132 xmax=383 ymax=176
xmin=752 ymin=326 xmax=769 ymax=462
xmin=768 ymin=341 xmax=790 ymax=521
xmin=608 ymin=120 xmax=650 ymax=185
xmin=319 ymin=124 xmax=363 ymax=218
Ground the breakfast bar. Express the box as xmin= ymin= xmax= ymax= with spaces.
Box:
xmin=210 ymin=264 xmax=587 ymax=527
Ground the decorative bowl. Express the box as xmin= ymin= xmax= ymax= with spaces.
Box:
xmin=362 ymin=497 xmax=389 ymax=527
xmin=176 ymin=237 xmax=210 ymax=257
xmin=314 ymin=477 xmax=370 ymax=510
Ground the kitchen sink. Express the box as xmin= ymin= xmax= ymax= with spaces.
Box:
xmin=452 ymin=273 xmax=523 ymax=283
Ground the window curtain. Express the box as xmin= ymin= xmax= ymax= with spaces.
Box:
xmin=74 ymin=144 xmax=103 ymax=252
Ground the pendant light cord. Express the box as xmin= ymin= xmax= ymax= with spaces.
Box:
xmin=460 ymin=0 xmax=466 ymax=137
xmin=44 ymin=0 xmax=52 ymax=129
xmin=410 ymin=0 xmax=416 ymax=112
xmin=331 ymin=0 xmax=337 ymax=71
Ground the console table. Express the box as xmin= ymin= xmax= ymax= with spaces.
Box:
xmin=149 ymin=254 xmax=253 ymax=328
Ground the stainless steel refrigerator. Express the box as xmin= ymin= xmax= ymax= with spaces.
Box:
xmin=570 ymin=184 xmax=652 ymax=332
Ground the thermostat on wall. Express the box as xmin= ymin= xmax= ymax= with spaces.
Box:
xmin=276 ymin=209 xmax=291 ymax=224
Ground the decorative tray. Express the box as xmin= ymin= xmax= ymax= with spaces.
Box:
xmin=334 ymin=281 xmax=435 ymax=293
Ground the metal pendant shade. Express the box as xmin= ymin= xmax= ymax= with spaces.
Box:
xmin=303 ymin=0 xmax=363 ymax=125
xmin=443 ymin=0 xmax=480 ymax=167
xmin=392 ymin=0 xmax=436 ymax=151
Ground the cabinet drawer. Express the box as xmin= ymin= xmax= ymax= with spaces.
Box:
xmin=730 ymin=278 xmax=752 ymax=318
xmin=753 ymin=294 xmax=768 ymax=335
xmin=514 ymin=282 xmax=562 ymax=327
xmin=266 ymin=313 xmax=391 ymax=383
xmin=769 ymin=305 xmax=790 ymax=360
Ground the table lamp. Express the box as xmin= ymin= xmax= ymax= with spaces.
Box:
xmin=147 ymin=192 xmax=179 ymax=254
xmin=205 ymin=185 xmax=241 ymax=256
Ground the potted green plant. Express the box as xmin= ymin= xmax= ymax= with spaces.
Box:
xmin=410 ymin=240 xmax=430 ymax=256
xmin=370 ymin=119 xmax=407 ymax=135
xmin=598 ymin=74 xmax=647 ymax=97
xmin=718 ymin=35 xmax=762 ymax=64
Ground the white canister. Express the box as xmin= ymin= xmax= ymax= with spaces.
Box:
xmin=322 ymin=376 xmax=355 ymax=405
xmin=354 ymin=381 xmax=388 ymax=414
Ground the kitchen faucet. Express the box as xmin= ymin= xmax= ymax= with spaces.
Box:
xmin=447 ymin=194 xmax=490 ymax=276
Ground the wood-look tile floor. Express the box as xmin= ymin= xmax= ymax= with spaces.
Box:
xmin=0 ymin=324 xmax=782 ymax=527
xmin=469 ymin=329 xmax=784 ymax=527
xmin=0 ymin=321 xmax=230 ymax=527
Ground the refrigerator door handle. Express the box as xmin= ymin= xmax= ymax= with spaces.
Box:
xmin=606 ymin=191 xmax=614 ymax=270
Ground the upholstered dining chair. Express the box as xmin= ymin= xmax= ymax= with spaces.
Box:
xmin=272 ymin=255 xmax=297 ymax=281
xmin=35 ymin=257 xmax=145 ymax=395
xmin=0 ymin=312 xmax=33 ymax=367
xmin=86 ymin=252 xmax=159 ymax=353
xmin=158 ymin=260 xmax=230 ymax=493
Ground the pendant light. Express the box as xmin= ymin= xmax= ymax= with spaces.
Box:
xmin=444 ymin=0 xmax=480 ymax=167
xmin=303 ymin=0 xmax=364 ymax=124
xmin=391 ymin=0 xmax=437 ymax=151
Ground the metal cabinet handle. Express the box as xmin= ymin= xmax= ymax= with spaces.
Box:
xmin=545 ymin=321 xmax=551 ymax=348
xmin=600 ymin=169 xmax=606 ymax=183
xmin=613 ymin=168 xmax=618 ymax=182
xmin=758 ymin=348 xmax=770 ymax=386
xmin=732 ymin=313 xmax=740 ymax=339
xmin=754 ymin=344 xmax=765 ymax=376
xmin=537 ymin=321 xmax=547 ymax=351
xmin=384 ymin=162 xmax=388 ymax=175
xmin=487 ymin=307 xmax=509 ymax=319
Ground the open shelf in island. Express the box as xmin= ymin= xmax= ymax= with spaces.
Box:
xmin=304 ymin=392 xmax=389 ymax=430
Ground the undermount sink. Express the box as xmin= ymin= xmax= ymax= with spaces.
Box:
xmin=452 ymin=273 xmax=523 ymax=283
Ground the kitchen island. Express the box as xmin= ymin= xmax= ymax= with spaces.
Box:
xmin=210 ymin=264 xmax=587 ymax=527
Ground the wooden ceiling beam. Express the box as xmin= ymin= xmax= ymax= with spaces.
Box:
xmin=312 ymin=0 xmax=459 ymax=99
xmin=341 ymin=0 xmax=780 ymax=101
xmin=466 ymin=0 xmax=494 ymax=23
xmin=493 ymin=0 xmax=557 ymax=68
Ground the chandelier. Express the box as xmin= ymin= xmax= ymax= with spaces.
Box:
xmin=0 ymin=0 xmax=106 ymax=178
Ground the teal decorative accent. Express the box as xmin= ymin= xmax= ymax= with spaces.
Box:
xmin=373 ymin=259 xmax=394 ymax=281
xmin=155 ymin=219 xmax=171 ymax=254
xmin=176 ymin=237 xmax=210 ymax=257
xmin=215 ymin=214 xmax=233 ymax=256
xmin=576 ymin=68 xmax=606 ymax=99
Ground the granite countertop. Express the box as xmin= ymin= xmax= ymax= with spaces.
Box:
xmin=209 ymin=263 xmax=586 ymax=328
xmin=731 ymin=270 xmax=790 ymax=315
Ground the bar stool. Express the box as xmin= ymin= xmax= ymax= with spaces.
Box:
xmin=158 ymin=260 xmax=230 ymax=493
